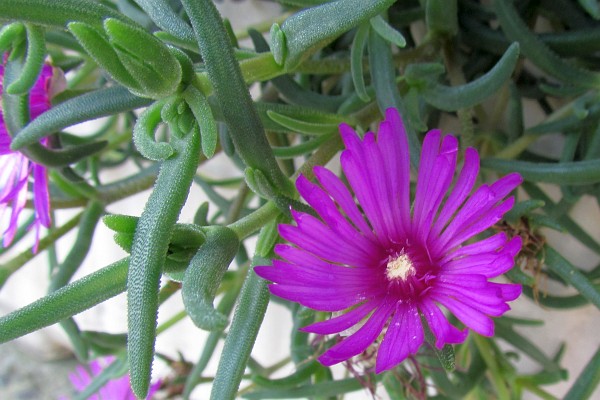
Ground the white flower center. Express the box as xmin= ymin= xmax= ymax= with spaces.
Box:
xmin=386 ymin=253 xmax=415 ymax=281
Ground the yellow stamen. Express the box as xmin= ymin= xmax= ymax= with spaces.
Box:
xmin=386 ymin=253 xmax=415 ymax=281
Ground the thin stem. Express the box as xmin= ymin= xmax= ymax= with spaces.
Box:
xmin=156 ymin=310 xmax=188 ymax=335
xmin=227 ymin=134 xmax=342 ymax=239
xmin=494 ymin=133 xmax=542 ymax=159
xmin=0 ymin=211 xmax=83 ymax=288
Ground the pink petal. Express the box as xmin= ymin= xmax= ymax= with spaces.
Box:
xmin=32 ymin=162 xmax=51 ymax=227
xmin=295 ymin=175 xmax=380 ymax=256
xmin=378 ymin=108 xmax=411 ymax=238
xmin=441 ymin=232 xmax=508 ymax=263
xmin=431 ymin=294 xmax=495 ymax=336
xmin=318 ymin=298 xmax=395 ymax=366
xmin=376 ymin=303 xmax=424 ymax=372
xmin=269 ymin=283 xmax=378 ymax=312
xmin=278 ymin=218 xmax=375 ymax=268
xmin=301 ymin=299 xmax=382 ymax=335
xmin=341 ymin=148 xmax=391 ymax=246
xmin=420 ymin=298 xmax=467 ymax=348
xmin=413 ymin=134 xmax=458 ymax=242
xmin=430 ymin=147 xmax=480 ymax=239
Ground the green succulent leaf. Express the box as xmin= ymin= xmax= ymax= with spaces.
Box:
xmin=545 ymin=246 xmax=600 ymax=310
xmin=351 ymin=23 xmax=371 ymax=102
xmin=68 ymin=22 xmax=143 ymax=94
xmin=132 ymin=99 xmax=174 ymax=161
xmin=6 ymin=23 xmax=45 ymax=96
xmin=266 ymin=110 xmax=341 ymax=135
xmin=182 ymin=0 xmax=292 ymax=195
xmin=0 ymin=258 xmax=129 ymax=344
xmin=210 ymin=258 xmax=271 ymax=400
xmin=564 ymin=346 xmax=600 ymax=400
xmin=370 ymin=15 xmax=406 ymax=48
xmin=127 ymin=124 xmax=200 ymax=399
xmin=0 ymin=0 xmax=131 ymax=30
xmin=131 ymin=0 xmax=195 ymax=43
xmin=182 ymin=226 xmax=239 ymax=331
xmin=183 ymin=85 xmax=218 ymax=158
xmin=425 ymin=0 xmax=458 ymax=36
xmin=484 ymin=157 xmax=600 ymax=185
xmin=418 ymin=43 xmax=520 ymax=111
xmin=272 ymin=0 xmax=396 ymax=70
xmin=11 ymin=86 xmax=151 ymax=149
xmin=103 ymin=18 xmax=182 ymax=98
xmin=494 ymin=0 xmax=600 ymax=88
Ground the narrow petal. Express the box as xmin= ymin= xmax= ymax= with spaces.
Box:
xmin=420 ymin=299 xmax=467 ymax=348
xmin=432 ymin=294 xmax=495 ymax=336
xmin=341 ymin=148 xmax=391 ymax=246
xmin=301 ymin=299 xmax=382 ymax=335
xmin=491 ymin=282 xmax=522 ymax=301
xmin=313 ymin=166 xmax=375 ymax=239
xmin=441 ymin=253 xmax=515 ymax=277
xmin=430 ymin=147 xmax=480 ymax=239
xmin=378 ymin=108 xmax=411 ymax=238
xmin=362 ymin=132 xmax=398 ymax=242
xmin=432 ymin=285 xmax=510 ymax=316
xmin=441 ymin=232 xmax=508 ymax=263
xmin=435 ymin=197 xmax=516 ymax=254
xmin=255 ymin=261 xmax=381 ymax=288
xmin=447 ymin=172 xmax=522 ymax=240
xmin=413 ymin=135 xmax=458 ymax=242
xmin=376 ymin=303 xmax=424 ymax=372
xmin=412 ymin=130 xmax=441 ymax=230
xmin=447 ymin=198 xmax=516 ymax=251
xmin=295 ymin=175 xmax=379 ymax=256
xmin=274 ymin=244 xmax=372 ymax=275
xmin=339 ymin=123 xmax=365 ymax=156
xmin=32 ymin=163 xmax=51 ymax=227
xmin=291 ymin=209 xmax=377 ymax=264
xmin=269 ymin=283 xmax=377 ymax=312
xmin=278 ymin=218 xmax=375 ymax=268
xmin=318 ymin=298 xmax=395 ymax=366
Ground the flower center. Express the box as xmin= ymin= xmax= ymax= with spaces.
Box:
xmin=385 ymin=253 xmax=415 ymax=281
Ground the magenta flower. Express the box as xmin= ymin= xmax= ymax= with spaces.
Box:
xmin=64 ymin=356 xmax=161 ymax=400
xmin=255 ymin=108 xmax=522 ymax=372
xmin=0 ymin=63 xmax=60 ymax=251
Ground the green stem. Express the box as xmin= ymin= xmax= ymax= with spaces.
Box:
xmin=0 ymin=211 xmax=83 ymax=288
xmin=227 ymin=134 xmax=342 ymax=239
xmin=182 ymin=0 xmax=291 ymax=194
xmin=472 ymin=335 xmax=511 ymax=400
xmin=209 ymin=256 xmax=271 ymax=400
xmin=156 ymin=310 xmax=188 ymax=335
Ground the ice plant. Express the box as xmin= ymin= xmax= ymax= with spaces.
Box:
xmin=0 ymin=63 xmax=60 ymax=251
xmin=63 ymin=356 xmax=161 ymax=400
xmin=255 ymin=108 xmax=523 ymax=372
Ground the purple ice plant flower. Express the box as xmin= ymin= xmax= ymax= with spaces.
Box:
xmin=64 ymin=356 xmax=161 ymax=400
xmin=255 ymin=108 xmax=523 ymax=373
xmin=0 ymin=63 xmax=62 ymax=251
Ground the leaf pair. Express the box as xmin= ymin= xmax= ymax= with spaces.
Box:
xmin=69 ymin=18 xmax=181 ymax=99
xmin=133 ymin=87 xmax=218 ymax=162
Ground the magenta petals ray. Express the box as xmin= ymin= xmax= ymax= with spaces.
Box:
xmin=62 ymin=356 xmax=161 ymax=400
xmin=254 ymin=108 xmax=523 ymax=373
xmin=0 ymin=63 xmax=57 ymax=251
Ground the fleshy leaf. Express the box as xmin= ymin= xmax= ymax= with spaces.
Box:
xmin=272 ymin=0 xmax=396 ymax=70
xmin=182 ymin=226 xmax=239 ymax=331
xmin=416 ymin=43 xmax=520 ymax=111
xmin=12 ymin=86 xmax=151 ymax=149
